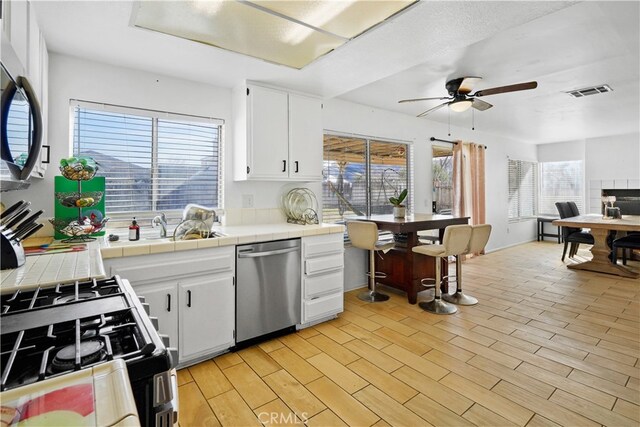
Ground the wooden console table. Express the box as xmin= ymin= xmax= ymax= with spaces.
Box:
xmin=553 ymin=214 xmax=640 ymax=278
xmin=349 ymin=214 xmax=469 ymax=304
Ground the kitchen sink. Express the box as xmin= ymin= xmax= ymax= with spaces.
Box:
xmin=108 ymin=231 xmax=227 ymax=245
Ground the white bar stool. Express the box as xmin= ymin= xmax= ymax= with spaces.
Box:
xmin=347 ymin=221 xmax=395 ymax=302
xmin=443 ymin=224 xmax=492 ymax=306
xmin=412 ymin=224 xmax=472 ymax=314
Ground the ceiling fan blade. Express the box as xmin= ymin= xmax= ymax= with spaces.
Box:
xmin=471 ymin=98 xmax=493 ymax=111
xmin=472 ymin=81 xmax=537 ymax=97
xmin=458 ymin=76 xmax=482 ymax=94
xmin=417 ymin=102 xmax=449 ymax=118
xmin=398 ymin=96 xmax=451 ymax=104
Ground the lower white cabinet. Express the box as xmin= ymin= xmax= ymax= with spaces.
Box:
xmin=179 ymin=275 xmax=234 ymax=361
xmin=103 ymin=246 xmax=235 ymax=365
xmin=301 ymin=234 xmax=344 ymax=325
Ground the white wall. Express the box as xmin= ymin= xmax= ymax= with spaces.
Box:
xmin=537 ymin=133 xmax=639 ymax=214
xmin=0 ymin=54 xmax=302 ymax=216
xmin=585 ymin=133 xmax=640 ymax=183
xmin=2 ymin=55 xmax=540 ymax=290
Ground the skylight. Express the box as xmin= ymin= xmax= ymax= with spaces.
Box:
xmin=132 ymin=0 xmax=416 ymax=69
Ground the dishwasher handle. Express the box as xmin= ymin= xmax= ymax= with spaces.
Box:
xmin=237 ymin=247 xmax=299 ymax=258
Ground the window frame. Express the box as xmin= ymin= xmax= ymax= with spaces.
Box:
xmin=322 ymin=131 xmax=413 ymax=224
xmin=537 ymin=160 xmax=584 ymax=216
xmin=508 ymin=158 xmax=538 ymax=222
xmin=69 ymin=100 xmax=225 ymax=221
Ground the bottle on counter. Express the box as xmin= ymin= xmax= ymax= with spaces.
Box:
xmin=129 ymin=217 xmax=140 ymax=241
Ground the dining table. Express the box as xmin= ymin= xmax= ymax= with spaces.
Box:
xmin=349 ymin=214 xmax=469 ymax=304
xmin=552 ymin=214 xmax=640 ymax=278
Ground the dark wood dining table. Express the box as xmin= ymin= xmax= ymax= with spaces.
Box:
xmin=349 ymin=214 xmax=469 ymax=304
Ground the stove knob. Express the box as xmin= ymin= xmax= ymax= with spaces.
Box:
xmin=149 ymin=316 xmax=159 ymax=330
xmin=141 ymin=303 xmax=150 ymax=315
xmin=159 ymin=334 xmax=171 ymax=347
xmin=138 ymin=296 xmax=146 ymax=304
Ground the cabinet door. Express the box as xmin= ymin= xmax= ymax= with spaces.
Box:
xmin=135 ymin=281 xmax=179 ymax=351
xmin=248 ymin=86 xmax=289 ymax=179
xmin=289 ymin=94 xmax=323 ymax=181
xmin=179 ymin=275 xmax=235 ymax=361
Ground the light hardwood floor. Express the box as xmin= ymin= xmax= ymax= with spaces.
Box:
xmin=178 ymin=242 xmax=640 ymax=426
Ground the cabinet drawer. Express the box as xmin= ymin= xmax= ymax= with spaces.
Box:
xmin=305 ymin=254 xmax=343 ymax=276
xmin=304 ymin=270 xmax=343 ymax=299
xmin=303 ymin=234 xmax=344 ymax=258
xmin=304 ymin=293 xmax=343 ymax=322
xmin=106 ymin=246 xmax=234 ymax=284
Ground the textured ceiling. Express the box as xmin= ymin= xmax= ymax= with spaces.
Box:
xmin=31 ymin=1 xmax=638 ymax=143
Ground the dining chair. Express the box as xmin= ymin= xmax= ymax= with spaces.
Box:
xmin=555 ymin=202 xmax=594 ymax=261
xmin=347 ymin=221 xmax=395 ymax=302
xmin=612 ymin=234 xmax=640 ymax=265
xmin=413 ymin=225 xmax=472 ymax=314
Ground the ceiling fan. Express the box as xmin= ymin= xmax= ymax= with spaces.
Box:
xmin=398 ymin=77 xmax=537 ymax=117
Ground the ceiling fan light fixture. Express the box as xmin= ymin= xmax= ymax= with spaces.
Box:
xmin=449 ymin=100 xmax=472 ymax=112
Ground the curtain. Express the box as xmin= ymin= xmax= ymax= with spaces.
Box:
xmin=452 ymin=141 xmax=486 ymax=253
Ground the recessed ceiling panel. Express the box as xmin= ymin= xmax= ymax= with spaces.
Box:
xmin=251 ymin=0 xmax=416 ymax=39
xmin=133 ymin=1 xmax=346 ymax=68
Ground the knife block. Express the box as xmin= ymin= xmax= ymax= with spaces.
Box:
xmin=1 ymin=230 xmax=25 ymax=270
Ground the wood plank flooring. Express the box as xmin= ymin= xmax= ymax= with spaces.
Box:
xmin=178 ymin=242 xmax=640 ymax=426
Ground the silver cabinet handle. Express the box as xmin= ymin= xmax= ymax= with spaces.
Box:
xmin=237 ymin=247 xmax=299 ymax=258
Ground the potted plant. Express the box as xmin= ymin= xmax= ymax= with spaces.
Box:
xmin=389 ymin=189 xmax=408 ymax=218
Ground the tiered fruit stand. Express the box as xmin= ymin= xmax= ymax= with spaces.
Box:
xmin=50 ymin=157 xmax=108 ymax=242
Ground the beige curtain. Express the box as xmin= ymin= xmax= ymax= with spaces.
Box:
xmin=452 ymin=141 xmax=486 ymax=226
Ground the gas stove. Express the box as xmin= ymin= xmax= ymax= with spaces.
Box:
xmin=0 ymin=276 xmax=177 ymax=426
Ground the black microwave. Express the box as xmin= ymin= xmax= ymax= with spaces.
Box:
xmin=1 ymin=63 xmax=44 ymax=189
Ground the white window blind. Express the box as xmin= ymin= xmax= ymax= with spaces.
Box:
xmin=508 ymin=159 xmax=537 ymax=221
xmin=322 ymin=133 xmax=411 ymax=224
xmin=539 ymin=161 xmax=583 ymax=215
xmin=71 ymin=102 xmax=223 ymax=214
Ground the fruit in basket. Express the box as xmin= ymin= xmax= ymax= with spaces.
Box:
xmin=75 ymin=197 xmax=94 ymax=207
xmin=59 ymin=157 xmax=98 ymax=180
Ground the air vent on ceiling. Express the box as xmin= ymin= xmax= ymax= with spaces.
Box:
xmin=567 ymin=84 xmax=613 ymax=98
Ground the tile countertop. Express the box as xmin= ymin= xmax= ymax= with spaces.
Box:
xmin=0 ymin=223 xmax=344 ymax=293
xmin=0 ymin=243 xmax=106 ymax=295
xmin=100 ymin=222 xmax=345 ymax=259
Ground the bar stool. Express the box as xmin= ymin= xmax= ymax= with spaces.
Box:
xmin=413 ymin=225 xmax=472 ymax=315
xmin=443 ymin=224 xmax=492 ymax=306
xmin=347 ymin=221 xmax=395 ymax=302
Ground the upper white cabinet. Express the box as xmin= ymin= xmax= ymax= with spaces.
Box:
xmin=234 ymin=83 xmax=323 ymax=181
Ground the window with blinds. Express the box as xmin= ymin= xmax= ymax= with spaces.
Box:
xmin=508 ymin=159 xmax=537 ymax=221
xmin=71 ymin=102 xmax=223 ymax=214
xmin=538 ymin=161 xmax=583 ymax=215
xmin=322 ymin=134 xmax=411 ymax=224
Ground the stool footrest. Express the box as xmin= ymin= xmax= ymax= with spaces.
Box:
xmin=367 ymin=271 xmax=387 ymax=280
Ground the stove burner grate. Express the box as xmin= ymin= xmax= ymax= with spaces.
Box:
xmin=54 ymin=291 xmax=100 ymax=304
xmin=50 ymin=340 xmax=106 ymax=373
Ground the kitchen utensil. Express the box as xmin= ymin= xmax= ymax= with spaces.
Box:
xmin=1 ymin=209 xmax=30 ymax=231
xmin=16 ymin=223 xmax=44 ymax=242
xmin=0 ymin=200 xmax=26 ymax=221
xmin=173 ymin=219 xmax=210 ymax=240
xmin=0 ymin=232 xmax=25 ymax=269
xmin=21 ymin=236 xmax=54 ymax=248
xmin=5 ymin=210 xmax=44 ymax=238
xmin=182 ymin=204 xmax=217 ymax=230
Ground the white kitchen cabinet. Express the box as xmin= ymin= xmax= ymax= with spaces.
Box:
xmin=300 ymin=233 xmax=344 ymax=326
xmin=135 ymin=281 xmax=179 ymax=353
xmin=179 ymin=275 xmax=235 ymax=361
xmin=234 ymin=82 xmax=323 ymax=181
xmin=288 ymin=93 xmax=323 ymax=181
xmin=103 ymin=246 xmax=236 ymax=365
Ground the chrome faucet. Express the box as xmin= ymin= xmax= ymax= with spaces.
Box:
xmin=151 ymin=212 xmax=168 ymax=238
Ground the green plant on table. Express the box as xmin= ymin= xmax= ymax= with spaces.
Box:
xmin=389 ymin=189 xmax=408 ymax=207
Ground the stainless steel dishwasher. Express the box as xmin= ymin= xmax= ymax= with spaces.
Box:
xmin=236 ymin=238 xmax=301 ymax=344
